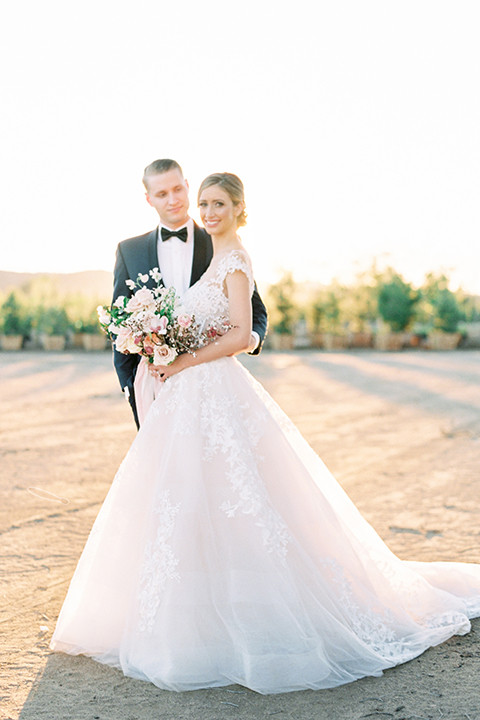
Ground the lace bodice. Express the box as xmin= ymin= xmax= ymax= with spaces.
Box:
xmin=180 ymin=250 xmax=254 ymax=334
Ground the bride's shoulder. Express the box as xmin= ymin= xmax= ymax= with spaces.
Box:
xmin=216 ymin=248 xmax=253 ymax=275
xmin=215 ymin=249 xmax=254 ymax=295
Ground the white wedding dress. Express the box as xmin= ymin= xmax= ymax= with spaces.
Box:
xmin=51 ymin=250 xmax=480 ymax=694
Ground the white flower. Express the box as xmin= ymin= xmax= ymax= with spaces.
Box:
xmin=150 ymin=315 xmax=168 ymax=334
xmin=115 ymin=328 xmax=141 ymax=354
xmin=139 ymin=273 xmax=149 ymax=283
xmin=97 ymin=306 xmax=110 ymax=325
xmin=150 ymin=267 xmax=162 ymax=283
xmin=114 ymin=296 xmax=126 ymax=308
xmin=136 ymin=309 xmax=156 ymax=329
xmin=126 ymin=287 xmax=156 ymax=312
xmin=125 ymin=279 xmax=136 ymax=290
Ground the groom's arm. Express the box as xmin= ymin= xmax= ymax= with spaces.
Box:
xmin=249 ymin=283 xmax=268 ymax=355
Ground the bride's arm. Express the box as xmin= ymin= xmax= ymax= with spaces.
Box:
xmin=157 ymin=270 xmax=252 ymax=381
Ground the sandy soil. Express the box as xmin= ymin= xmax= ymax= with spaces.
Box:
xmin=1 ymin=349 xmax=480 ymax=720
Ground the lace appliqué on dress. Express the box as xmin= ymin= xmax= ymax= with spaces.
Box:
xmin=320 ymin=558 xmax=408 ymax=658
xmin=320 ymin=557 xmax=472 ymax=660
xmin=138 ymin=490 xmax=181 ymax=633
xmin=179 ymin=250 xmax=254 ymax=337
xmin=199 ymin=363 xmax=291 ymax=561
xmin=216 ymin=251 xmax=254 ymax=297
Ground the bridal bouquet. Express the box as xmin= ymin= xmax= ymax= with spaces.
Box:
xmin=97 ymin=268 xmax=227 ymax=366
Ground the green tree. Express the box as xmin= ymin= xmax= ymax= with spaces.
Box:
xmin=323 ymin=288 xmax=342 ymax=332
xmin=377 ymin=274 xmax=419 ymax=331
xmin=0 ymin=291 xmax=30 ymax=336
xmin=267 ymin=272 xmax=297 ymax=335
xmin=433 ymin=289 xmax=465 ymax=332
xmin=342 ymin=267 xmax=379 ymax=332
xmin=458 ymin=292 xmax=480 ymax=323
xmin=36 ymin=306 xmax=72 ymax=335
xmin=309 ymin=282 xmax=347 ymax=333
xmin=420 ymin=273 xmax=465 ymax=332
xmin=65 ymin=295 xmax=105 ymax=334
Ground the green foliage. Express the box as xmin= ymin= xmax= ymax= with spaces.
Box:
xmin=421 ymin=272 xmax=450 ymax=305
xmin=309 ymin=284 xmax=345 ymax=333
xmin=36 ymin=306 xmax=72 ymax=336
xmin=377 ymin=273 xmax=419 ymax=331
xmin=419 ymin=273 xmax=465 ymax=333
xmin=267 ymin=262 xmax=473 ymax=341
xmin=341 ymin=267 xmax=379 ymax=332
xmin=2 ymin=262 xmax=477 ymax=346
xmin=343 ymin=286 xmax=376 ymax=332
xmin=60 ymin=292 xmax=110 ymax=335
xmin=267 ymin=272 xmax=297 ymax=334
xmin=432 ymin=289 xmax=464 ymax=332
xmin=0 ymin=291 xmax=31 ymax=336
xmin=458 ymin=293 xmax=480 ymax=323
xmin=72 ymin=306 xmax=104 ymax=334
xmin=0 ymin=276 xmax=111 ymax=338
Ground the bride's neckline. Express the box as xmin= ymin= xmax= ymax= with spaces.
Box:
xmin=183 ymin=247 xmax=250 ymax=298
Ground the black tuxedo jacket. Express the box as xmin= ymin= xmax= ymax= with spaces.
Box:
xmin=112 ymin=221 xmax=268 ymax=416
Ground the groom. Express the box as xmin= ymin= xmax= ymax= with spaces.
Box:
xmin=113 ymin=158 xmax=268 ymax=427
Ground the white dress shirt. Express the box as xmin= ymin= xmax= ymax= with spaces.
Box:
xmin=157 ymin=218 xmax=194 ymax=297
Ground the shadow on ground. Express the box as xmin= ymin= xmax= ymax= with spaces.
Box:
xmin=16 ymin=620 xmax=480 ymax=720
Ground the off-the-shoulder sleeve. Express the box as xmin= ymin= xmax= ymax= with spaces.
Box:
xmin=217 ymin=251 xmax=254 ymax=296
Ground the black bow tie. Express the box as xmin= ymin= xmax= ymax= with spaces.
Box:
xmin=161 ymin=227 xmax=188 ymax=242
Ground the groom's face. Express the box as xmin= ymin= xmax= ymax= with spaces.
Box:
xmin=145 ymin=169 xmax=190 ymax=229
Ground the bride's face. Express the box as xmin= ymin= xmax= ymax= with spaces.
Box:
xmin=198 ymin=186 xmax=242 ymax=235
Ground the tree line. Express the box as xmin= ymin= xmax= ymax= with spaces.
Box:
xmin=0 ymin=276 xmax=105 ymax=338
xmin=1 ymin=266 xmax=479 ymax=347
xmin=266 ymin=264 xmax=480 ymax=340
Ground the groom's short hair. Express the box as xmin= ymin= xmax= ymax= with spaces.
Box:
xmin=143 ymin=159 xmax=184 ymax=189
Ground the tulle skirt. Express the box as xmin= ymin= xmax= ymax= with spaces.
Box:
xmin=50 ymin=357 xmax=480 ymax=693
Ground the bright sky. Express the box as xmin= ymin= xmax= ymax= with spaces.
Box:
xmin=1 ymin=1 xmax=479 ymax=292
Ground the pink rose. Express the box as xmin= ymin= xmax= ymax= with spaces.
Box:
xmin=177 ymin=314 xmax=192 ymax=329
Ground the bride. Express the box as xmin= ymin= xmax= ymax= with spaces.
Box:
xmin=50 ymin=173 xmax=480 ymax=694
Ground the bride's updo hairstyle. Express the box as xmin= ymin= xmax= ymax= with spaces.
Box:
xmin=198 ymin=173 xmax=247 ymax=228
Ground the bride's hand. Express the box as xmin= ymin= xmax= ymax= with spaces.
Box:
xmin=148 ymin=363 xmax=163 ymax=379
xmin=153 ymin=354 xmax=189 ymax=383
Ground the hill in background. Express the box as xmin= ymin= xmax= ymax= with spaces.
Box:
xmin=0 ymin=270 xmax=113 ymax=299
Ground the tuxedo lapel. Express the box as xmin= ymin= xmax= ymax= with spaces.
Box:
xmin=190 ymin=223 xmax=213 ymax=286
xmin=141 ymin=228 xmax=163 ymax=288
xmin=147 ymin=228 xmax=159 ymax=275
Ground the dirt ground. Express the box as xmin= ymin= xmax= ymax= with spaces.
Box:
xmin=1 ymin=349 xmax=480 ymax=720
